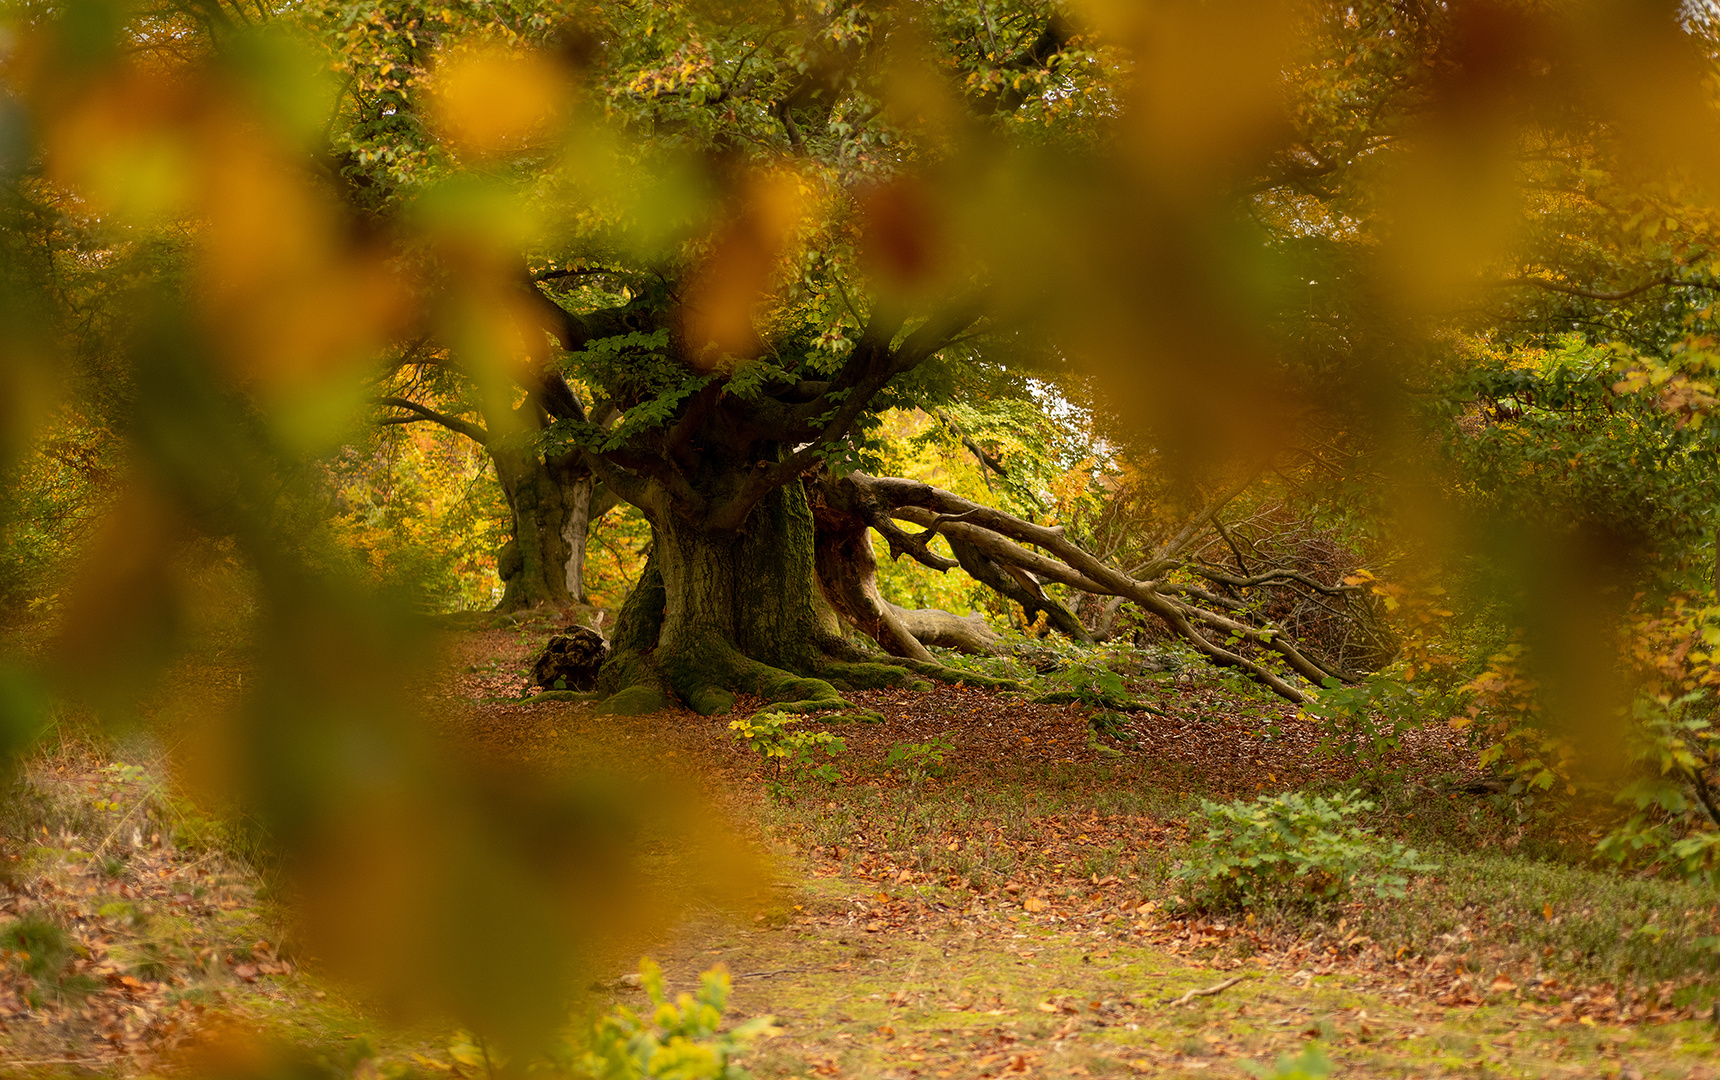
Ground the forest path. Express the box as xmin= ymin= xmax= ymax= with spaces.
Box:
xmin=437 ymin=626 xmax=1720 ymax=1080
xmin=4 ymin=628 xmax=1713 ymax=1077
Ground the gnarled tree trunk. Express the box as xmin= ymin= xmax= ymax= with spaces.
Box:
xmin=597 ymin=477 xmax=989 ymax=715
xmin=810 ymin=483 xmax=1003 ymax=659
xmin=493 ymin=447 xmax=616 ymax=613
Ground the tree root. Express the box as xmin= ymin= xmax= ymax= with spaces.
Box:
xmin=648 ymin=634 xmax=854 ymax=717
xmin=895 ymin=658 xmax=1026 ymax=692
xmin=1031 ymin=690 xmax=1168 ymax=716
xmin=531 ymin=689 xmax=600 ymax=704
xmin=594 ymin=652 xmax=674 ymax=715
xmin=813 ymin=659 xmax=931 ymax=693
xmin=595 ymin=625 xmax=1017 ymax=717
xmin=596 ymin=685 xmax=673 ymax=715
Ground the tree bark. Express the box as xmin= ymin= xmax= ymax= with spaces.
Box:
xmin=492 ymin=446 xmax=613 ymax=613
xmin=809 ymin=483 xmax=1004 ymax=659
xmin=596 ymin=477 xmax=1002 ymax=715
xmin=892 ymin=605 xmax=1004 ymax=654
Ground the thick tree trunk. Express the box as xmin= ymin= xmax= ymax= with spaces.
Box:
xmin=653 ymin=477 xmax=843 ymax=671
xmin=595 ymin=479 xmax=995 ymax=715
xmin=493 ymin=448 xmax=613 ymax=613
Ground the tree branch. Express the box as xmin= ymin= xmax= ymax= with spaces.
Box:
xmin=705 ymin=294 xmax=987 ymax=530
xmin=1191 ymin=566 xmax=1360 ymax=596
xmin=1493 ymin=274 xmax=1716 ymax=302
xmin=374 ymin=396 xmax=490 ymax=445
xmin=849 ymin=472 xmax=1323 ymax=702
xmin=1140 ymin=472 xmax=1260 ymax=576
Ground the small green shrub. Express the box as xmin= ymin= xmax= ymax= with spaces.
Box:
xmin=728 ymin=711 xmax=846 ymax=790
xmin=1051 ymin=661 xmax=1127 ymax=704
xmin=564 ymin=959 xmax=778 ymax=1079
xmin=1594 ymin=690 xmax=1720 ymax=885
xmin=882 ymin=738 xmax=952 ymax=784
xmin=1241 ymin=1045 xmax=1332 ymax=1080
xmin=1173 ymin=790 xmax=1435 ymax=910
xmin=1299 ymin=675 xmax=1456 ymax=766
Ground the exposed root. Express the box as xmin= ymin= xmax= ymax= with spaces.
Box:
xmin=812 ymin=659 xmax=930 ymax=693
xmin=1031 ymin=689 xmax=1168 ymax=716
xmin=648 ymin=634 xmax=852 ymax=717
xmin=597 ymin=685 xmax=672 ymax=715
xmin=531 ymin=689 xmax=599 ymax=704
xmin=595 ymin=636 xmax=977 ymax=717
xmin=894 ymin=657 xmax=1026 ymax=692
xmin=594 ymin=651 xmax=674 ymax=715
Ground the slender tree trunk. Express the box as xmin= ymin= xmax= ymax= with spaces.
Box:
xmin=562 ymin=472 xmax=595 ymax=603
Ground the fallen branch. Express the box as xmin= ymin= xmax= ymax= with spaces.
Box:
xmin=1160 ymin=976 xmax=1244 ymax=1006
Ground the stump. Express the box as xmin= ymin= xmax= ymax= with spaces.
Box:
xmin=531 ymin=626 xmax=608 ymax=692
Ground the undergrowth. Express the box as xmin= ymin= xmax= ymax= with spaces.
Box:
xmin=1173 ymin=791 xmax=1436 ymax=911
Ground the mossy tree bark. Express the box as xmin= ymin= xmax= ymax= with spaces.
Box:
xmin=597 ymin=477 xmax=931 ymax=716
xmin=492 ymin=444 xmax=617 ymax=613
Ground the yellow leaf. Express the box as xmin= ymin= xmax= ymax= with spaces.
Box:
xmin=1023 ymin=896 xmax=1047 ymax=912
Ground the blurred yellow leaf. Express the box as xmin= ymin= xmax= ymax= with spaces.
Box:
xmin=433 ymin=45 xmax=569 ymax=158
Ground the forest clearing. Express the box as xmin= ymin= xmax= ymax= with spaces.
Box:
xmin=2 ymin=618 xmax=1717 ymax=1078
xmin=7 ymin=0 xmax=1720 ymax=1076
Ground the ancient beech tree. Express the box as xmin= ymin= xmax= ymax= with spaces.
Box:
xmin=376 ymin=267 xmax=1364 ymax=712
xmin=347 ymin=0 xmax=1421 ymax=709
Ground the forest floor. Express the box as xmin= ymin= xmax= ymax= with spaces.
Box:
xmin=3 ymin=619 xmax=1720 ymax=1078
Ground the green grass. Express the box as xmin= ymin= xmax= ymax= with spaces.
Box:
xmin=759 ymin=725 xmax=1720 ymax=1000
xmin=1355 ymin=851 xmax=1720 ymax=989
xmin=0 ymin=912 xmax=101 ymax=1006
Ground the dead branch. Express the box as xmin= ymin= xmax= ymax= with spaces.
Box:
xmin=1160 ymin=976 xmax=1244 ymax=1006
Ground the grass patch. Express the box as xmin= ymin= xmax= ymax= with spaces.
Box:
xmin=0 ymin=912 xmax=101 ymax=1006
xmin=1357 ymin=851 xmax=1720 ymax=989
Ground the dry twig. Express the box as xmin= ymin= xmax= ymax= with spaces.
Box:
xmin=1161 ymin=976 xmax=1244 ymax=1007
